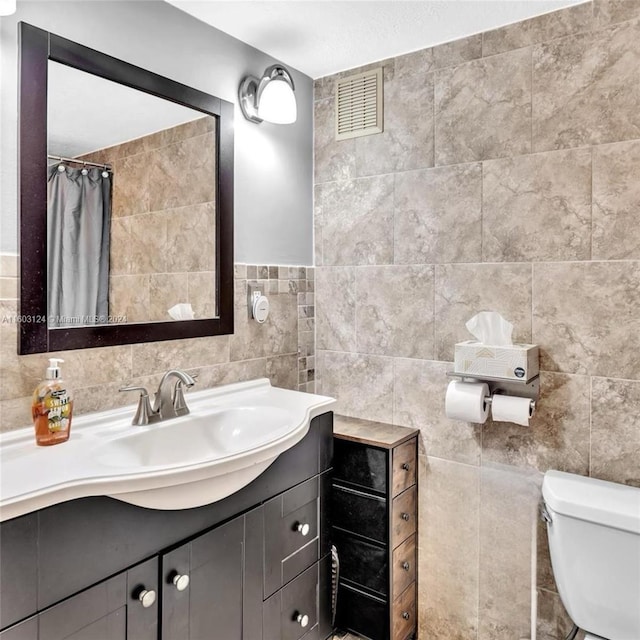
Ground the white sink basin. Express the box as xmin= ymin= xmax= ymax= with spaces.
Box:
xmin=0 ymin=379 xmax=335 ymax=521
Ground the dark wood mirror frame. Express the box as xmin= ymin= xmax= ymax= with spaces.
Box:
xmin=18 ymin=22 xmax=234 ymax=354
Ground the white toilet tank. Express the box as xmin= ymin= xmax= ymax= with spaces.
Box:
xmin=542 ymin=471 xmax=640 ymax=640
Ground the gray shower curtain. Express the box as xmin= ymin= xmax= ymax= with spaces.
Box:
xmin=47 ymin=165 xmax=111 ymax=327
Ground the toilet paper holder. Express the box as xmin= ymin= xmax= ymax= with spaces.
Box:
xmin=446 ymin=371 xmax=539 ymax=412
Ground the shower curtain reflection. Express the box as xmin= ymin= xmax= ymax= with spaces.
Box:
xmin=47 ymin=164 xmax=112 ymax=327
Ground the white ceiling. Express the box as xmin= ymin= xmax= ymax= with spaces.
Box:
xmin=167 ymin=0 xmax=587 ymax=79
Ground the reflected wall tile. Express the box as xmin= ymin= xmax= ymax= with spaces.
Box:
xmin=394 ymin=359 xmax=480 ymax=464
xmin=315 ymin=267 xmax=356 ymax=352
xmin=591 ymin=377 xmax=640 ymax=487
xmin=435 ymin=47 xmax=531 ymax=165
xmin=314 ymin=98 xmax=356 ymax=184
xmin=266 ymin=353 xmax=299 ymax=390
xmin=165 ymin=202 xmax=216 ymax=273
xmin=479 ymin=466 xmax=538 ymax=640
xmin=320 ymin=176 xmax=394 ymax=266
xmin=317 ymin=351 xmax=393 ymax=423
xmin=593 ymin=0 xmax=640 ymax=27
xmin=148 ymin=273 xmax=189 ymax=322
xmin=355 ymin=71 xmax=434 ymax=176
xmin=109 ymin=217 xmax=130 ymax=276
xmin=420 ymin=456 xmax=479 ymax=640
xmin=394 ymin=163 xmax=482 ymax=264
xmin=356 ymin=266 xmax=434 ymax=359
xmin=124 ymin=212 xmax=168 ymax=275
xmin=536 ymin=589 xmax=585 ymax=640
xmin=482 ymin=3 xmax=593 ymax=56
xmin=131 ymin=335 xmax=229 ymax=377
xmin=593 ymin=139 xmax=640 ymax=259
xmin=482 ymin=148 xmax=592 ymax=262
xmin=482 ymin=373 xmax=590 ymax=475
xmin=109 ymin=274 xmax=151 ymax=323
xmin=533 ymin=20 xmax=640 ymax=151
xmin=435 ymin=263 xmax=532 ymax=361
xmin=532 ymin=262 xmax=640 ymax=377
xmin=188 ymin=272 xmax=216 ymax=318
xmin=432 ymin=34 xmax=482 ymax=68
xmin=112 ymin=153 xmax=150 ymax=217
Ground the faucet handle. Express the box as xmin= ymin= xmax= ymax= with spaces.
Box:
xmin=173 ymin=376 xmax=197 ymax=416
xmin=119 ymin=385 xmax=155 ymax=425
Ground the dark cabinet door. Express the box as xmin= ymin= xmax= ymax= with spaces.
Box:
xmin=162 ymin=514 xmax=244 ymax=640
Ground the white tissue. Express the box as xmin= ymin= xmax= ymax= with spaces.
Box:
xmin=168 ymin=303 xmax=195 ymax=320
xmin=491 ymin=394 xmax=533 ymax=427
xmin=465 ymin=311 xmax=513 ymax=346
xmin=445 ymin=380 xmax=490 ymax=424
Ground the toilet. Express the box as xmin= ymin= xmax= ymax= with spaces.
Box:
xmin=542 ymin=470 xmax=640 ymax=640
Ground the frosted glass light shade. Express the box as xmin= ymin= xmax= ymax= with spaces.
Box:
xmin=258 ymin=79 xmax=297 ymax=124
xmin=0 ymin=0 xmax=16 ymax=15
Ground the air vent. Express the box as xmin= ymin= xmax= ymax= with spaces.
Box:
xmin=335 ymin=68 xmax=383 ymax=141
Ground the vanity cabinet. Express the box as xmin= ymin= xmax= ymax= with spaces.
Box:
xmin=0 ymin=412 xmax=334 ymax=640
xmin=332 ymin=416 xmax=419 ymax=640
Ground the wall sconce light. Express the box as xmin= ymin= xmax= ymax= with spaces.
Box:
xmin=239 ymin=64 xmax=297 ymax=125
xmin=0 ymin=0 xmax=17 ymax=16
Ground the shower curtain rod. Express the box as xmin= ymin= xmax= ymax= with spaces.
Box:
xmin=47 ymin=155 xmax=112 ymax=170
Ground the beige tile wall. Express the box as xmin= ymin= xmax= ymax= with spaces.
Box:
xmin=314 ymin=1 xmax=640 ymax=637
xmin=79 ymin=116 xmax=217 ymax=322
xmin=0 ymin=260 xmax=314 ymax=433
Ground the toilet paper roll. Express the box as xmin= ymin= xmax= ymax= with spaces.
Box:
xmin=445 ymin=381 xmax=490 ymax=424
xmin=491 ymin=394 xmax=533 ymax=427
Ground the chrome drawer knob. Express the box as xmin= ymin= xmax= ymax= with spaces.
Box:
xmin=401 ymin=512 xmax=410 ymax=521
xmin=402 ymin=561 xmax=410 ymax=571
xmin=138 ymin=589 xmax=156 ymax=608
xmin=296 ymin=613 xmax=309 ymax=627
xmin=402 ymin=611 xmax=410 ymax=620
xmin=296 ymin=522 xmax=310 ymax=536
xmin=172 ymin=574 xmax=190 ymax=591
xmin=401 ymin=462 xmax=410 ymax=471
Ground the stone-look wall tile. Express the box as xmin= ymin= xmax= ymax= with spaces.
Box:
xmin=266 ymin=354 xmax=299 ymax=391
xmin=483 ymin=372 xmax=590 ymax=475
xmin=264 ymin=292 xmax=298 ymax=357
xmin=319 ymin=176 xmax=394 ymax=266
xmin=394 ymin=163 xmax=482 ymax=264
xmin=0 ymin=277 xmax=17 ymax=299
xmin=356 ymin=266 xmax=434 ymax=359
xmin=536 ymin=589 xmax=585 ymax=640
xmin=188 ymin=272 xmax=216 ymax=318
xmin=533 ymin=262 xmax=640 ymax=377
xmin=112 ymin=213 xmax=168 ymax=275
xmin=230 ymin=279 xmax=267 ymax=362
xmin=315 ymin=267 xmax=356 ymax=352
xmin=536 ymin=518 xmax=557 ymax=592
xmin=482 ymin=3 xmax=593 ymax=57
xmin=593 ymin=0 xmax=640 ymax=27
xmin=592 ymin=139 xmax=640 ymax=259
xmin=314 ymin=98 xmax=356 ymax=184
xmin=317 ymin=351 xmax=393 ymax=423
xmin=591 ymin=377 xmax=640 ymax=487
xmin=420 ymin=457 xmax=479 ymax=640
xmin=112 ymin=153 xmax=150 ymax=217
xmin=131 ymin=336 xmax=229 ymax=377
xmin=165 ymin=202 xmax=216 ymax=273
xmin=482 ymin=149 xmax=592 ymax=262
xmin=0 ymin=396 xmax=32 ymax=432
xmin=435 ymin=263 xmax=532 ymax=361
xmin=148 ymin=273 xmax=189 ymax=322
xmin=478 ymin=467 xmax=538 ymax=640
xmin=395 ymin=48 xmax=435 ymax=78
xmin=432 ymin=34 xmax=482 ymax=68
xmin=109 ymin=275 xmax=150 ymax=323
xmin=0 ymin=253 xmax=18 ymax=278
xmin=533 ymin=19 xmax=640 ymax=151
xmin=394 ymin=359 xmax=481 ymax=465
xmin=191 ymin=358 xmax=267 ymax=390
xmin=355 ymin=71 xmax=434 ymax=176
xmin=435 ymin=47 xmax=532 ymax=165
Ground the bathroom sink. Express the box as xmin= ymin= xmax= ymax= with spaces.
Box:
xmin=0 ymin=379 xmax=335 ymax=520
xmin=95 ymin=406 xmax=295 ymax=468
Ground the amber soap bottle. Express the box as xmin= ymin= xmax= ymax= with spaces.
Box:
xmin=32 ymin=358 xmax=73 ymax=446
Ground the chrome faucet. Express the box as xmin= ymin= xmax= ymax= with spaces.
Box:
xmin=119 ymin=369 xmax=197 ymax=425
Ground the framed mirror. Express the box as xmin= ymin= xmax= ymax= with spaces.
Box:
xmin=18 ymin=22 xmax=234 ymax=354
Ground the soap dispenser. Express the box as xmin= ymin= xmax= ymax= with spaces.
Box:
xmin=32 ymin=358 xmax=73 ymax=446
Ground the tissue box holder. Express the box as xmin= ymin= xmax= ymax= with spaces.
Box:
xmin=454 ymin=341 xmax=539 ymax=382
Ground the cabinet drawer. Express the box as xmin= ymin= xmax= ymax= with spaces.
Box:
xmin=392 ymin=583 xmax=416 ymax=640
xmin=392 ymin=535 xmax=416 ymax=600
xmin=263 ymin=563 xmax=318 ymax=640
xmin=333 ymin=484 xmax=387 ymax=543
xmin=336 ymin=583 xmax=387 ymax=640
xmin=264 ymin=477 xmax=319 ymax=598
xmin=334 ymin=533 xmax=387 ymax=596
xmin=391 ymin=486 xmax=416 ymax=549
xmin=334 ymin=439 xmax=387 ymax=493
xmin=392 ymin=440 xmax=416 ymax=498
